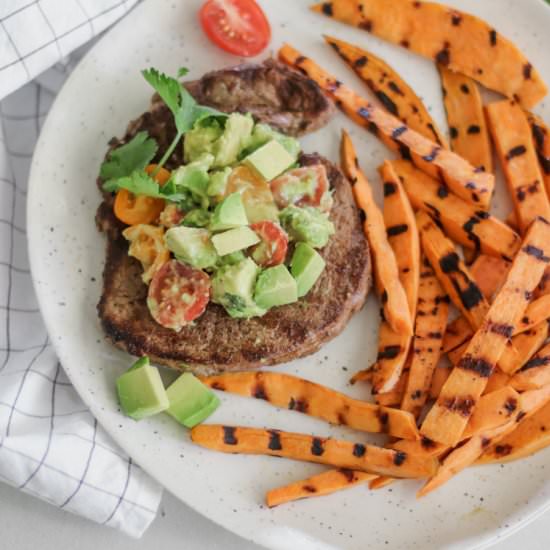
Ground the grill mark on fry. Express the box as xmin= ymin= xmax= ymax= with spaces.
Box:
xmin=421 ymin=436 xmax=437 ymax=450
xmin=450 ymin=126 xmax=458 ymax=139
xmin=321 ymin=2 xmax=333 ymax=16
xmin=460 ymin=84 xmax=470 ymax=94
xmin=442 ymin=396 xmax=476 ymax=416
xmin=387 ymin=223 xmax=409 ymax=237
xmin=457 ymin=355 xmax=494 ymax=377
xmin=521 ymin=355 xmax=550 ymax=371
xmin=427 ymin=331 xmax=443 ymax=339
xmin=303 ymin=484 xmax=317 ymax=493
xmin=288 ymin=397 xmax=309 ymax=413
xmin=223 ymin=426 xmax=238 ymax=445
xmin=523 ymin=245 xmax=550 ymax=262
xmin=354 ymin=56 xmax=368 ymax=68
xmin=467 ymin=125 xmax=481 ymax=134
xmin=523 ymin=63 xmax=533 ymax=80
xmin=437 ymin=185 xmax=449 ymax=198
xmin=377 ymin=345 xmax=402 ymax=360
xmin=505 ymin=145 xmax=527 ymax=160
xmin=253 ymin=381 xmax=268 ymax=400
xmin=268 ymin=430 xmax=282 ymax=451
xmin=439 ymin=252 xmax=460 ymax=273
xmin=487 ymin=322 xmax=514 ymax=339
xmin=451 ymin=12 xmax=462 ymax=26
xmin=516 ymin=411 xmax=527 ymax=422
xmin=376 ymin=91 xmax=399 ymax=116
xmin=422 ymin=146 xmax=441 ymax=162
xmin=353 ymin=443 xmax=366 ymax=457
xmin=211 ymin=381 xmax=225 ymax=391
xmin=489 ymin=29 xmax=497 ymax=46
xmin=311 ymin=438 xmax=325 ymax=456
xmin=392 ymin=126 xmax=407 ymax=139
xmin=359 ymin=19 xmax=373 ymax=32
xmin=393 ymin=451 xmax=407 ymax=466
xmin=435 ymin=46 xmax=450 ymax=66
xmin=494 ymin=444 xmax=513 ymax=456
xmin=384 ymin=181 xmax=397 ymax=197
xmin=339 ymin=468 xmax=356 ymax=483
xmin=388 ymin=81 xmax=404 ymax=95
xmin=504 ymin=398 xmax=518 ymax=415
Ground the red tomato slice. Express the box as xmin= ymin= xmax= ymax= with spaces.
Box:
xmin=270 ymin=165 xmax=333 ymax=212
xmin=250 ymin=221 xmax=288 ymax=267
xmin=147 ymin=260 xmax=211 ymax=331
xmin=199 ymin=0 xmax=271 ymax=57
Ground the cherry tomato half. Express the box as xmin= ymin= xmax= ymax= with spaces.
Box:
xmin=250 ymin=221 xmax=288 ymax=267
xmin=199 ymin=0 xmax=271 ymax=57
xmin=113 ymin=164 xmax=171 ymax=225
xmin=147 ymin=260 xmax=211 ymax=331
xmin=270 ymin=165 xmax=333 ymax=212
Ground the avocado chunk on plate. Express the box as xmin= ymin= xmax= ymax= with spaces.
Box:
xmin=166 ymin=372 xmax=220 ymax=428
xmin=116 ymin=357 xmax=169 ymax=421
xmin=165 ymin=226 xmax=218 ymax=269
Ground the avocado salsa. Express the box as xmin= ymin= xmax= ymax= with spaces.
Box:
xmin=101 ymin=68 xmax=335 ymax=333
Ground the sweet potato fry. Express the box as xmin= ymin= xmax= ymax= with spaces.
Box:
xmin=266 ymin=468 xmax=374 ymax=507
xmin=486 ymin=100 xmax=550 ymax=233
xmin=442 ymin=316 xmax=473 ymax=354
xmin=510 ymin=342 xmax=550 ymax=391
xmin=421 ymin=218 xmax=550 ymax=446
xmin=341 ymin=130 xmax=413 ymax=336
xmin=325 ymin=35 xmax=447 ymax=146
xmin=311 ymin=0 xmax=547 ymax=108
xmin=419 ymin=384 xmax=550 ymax=495
xmin=190 ymin=425 xmax=438 ymax=478
xmin=416 ymin=211 xmax=489 ymax=331
xmin=373 ymin=368 xmax=408 ymax=406
xmin=439 ymin=67 xmax=492 ymax=173
xmin=527 ymin=112 xmax=550 ymax=198
xmin=443 ymin=277 xmax=546 ymax=354
xmin=429 ymin=366 xmax=452 ymax=399
xmin=371 ymin=385 xmax=523 ymax=490
xmin=200 ymin=371 xmax=419 ymax=440
xmin=498 ymin=322 xmax=549 ymax=375
xmin=401 ymin=257 xmax=449 ymax=418
xmin=483 ymin=369 xmax=511 ymax=395
xmin=357 ymin=161 xmax=419 ymax=392
xmin=417 ymin=421 xmax=514 ymax=497
xmin=279 ymin=43 xmax=495 ymax=208
xmin=477 ymin=401 xmax=550 ymax=464
xmin=391 ymin=160 xmax=520 ymax=259
xmin=469 ymin=255 xmax=511 ymax=300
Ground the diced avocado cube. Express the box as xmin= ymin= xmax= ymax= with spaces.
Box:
xmin=212 ymin=258 xmax=267 ymax=318
xmin=291 ymin=242 xmax=326 ymax=297
xmin=165 ymin=226 xmax=218 ymax=269
xmin=213 ymin=113 xmax=254 ymax=167
xmin=182 ymin=208 xmax=211 ymax=228
xmin=211 ymin=226 xmax=260 ymax=256
xmin=242 ymin=123 xmax=301 ymax=160
xmin=207 ymin=167 xmax=232 ymax=197
xmin=244 ymin=140 xmax=296 ymax=181
xmin=116 ymin=357 xmax=169 ymax=421
xmin=210 ymin=192 xmax=248 ymax=232
xmin=254 ymin=264 xmax=298 ymax=309
xmin=279 ymin=205 xmax=335 ymax=249
xmin=165 ymin=372 xmax=220 ymax=428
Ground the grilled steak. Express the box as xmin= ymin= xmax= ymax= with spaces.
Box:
xmin=184 ymin=59 xmax=335 ymax=136
xmin=96 ymin=63 xmax=371 ymax=375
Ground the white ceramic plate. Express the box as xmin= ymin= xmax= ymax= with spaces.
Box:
xmin=27 ymin=1 xmax=550 ymax=548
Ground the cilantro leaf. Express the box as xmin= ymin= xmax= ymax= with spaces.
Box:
xmin=177 ymin=67 xmax=189 ymax=78
xmin=99 ymin=132 xmax=157 ymax=182
xmin=102 ymin=171 xmax=188 ymax=203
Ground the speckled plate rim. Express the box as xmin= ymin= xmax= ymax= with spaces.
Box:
xmin=26 ymin=1 xmax=550 ymax=549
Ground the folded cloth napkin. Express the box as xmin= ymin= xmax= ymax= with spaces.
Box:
xmin=0 ymin=0 xmax=163 ymax=538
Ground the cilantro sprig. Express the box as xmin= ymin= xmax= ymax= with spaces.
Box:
xmin=141 ymin=67 xmax=223 ymax=169
xmin=100 ymin=66 xmax=225 ymax=207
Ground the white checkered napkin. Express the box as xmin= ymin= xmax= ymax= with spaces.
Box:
xmin=0 ymin=2 xmax=163 ymax=539
xmin=0 ymin=0 xmax=140 ymax=101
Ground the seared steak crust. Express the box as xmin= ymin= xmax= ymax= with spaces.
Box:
xmin=96 ymin=64 xmax=371 ymax=375
xmin=183 ymin=59 xmax=335 ymax=136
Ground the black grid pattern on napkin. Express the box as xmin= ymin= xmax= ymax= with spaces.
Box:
xmin=0 ymin=2 xmax=161 ymax=537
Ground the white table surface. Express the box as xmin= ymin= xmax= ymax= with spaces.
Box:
xmin=1 ymin=481 xmax=548 ymax=550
